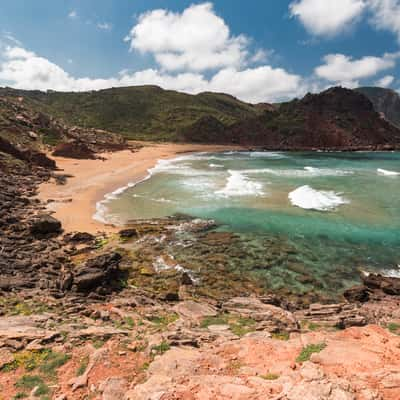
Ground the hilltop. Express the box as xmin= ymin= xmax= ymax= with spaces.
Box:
xmin=182 ymin=87 xmax=400 ymax=150
xmin=356 ymin=86 xmax=400 ymax=128
xmin=0 ymin=86 xmax=261 ymax=141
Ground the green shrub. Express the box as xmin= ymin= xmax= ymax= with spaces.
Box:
xmin=296 ymin=343 xmax=326 ymax=362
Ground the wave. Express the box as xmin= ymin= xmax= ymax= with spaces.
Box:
xmin=249 ymin=151 xmax=287 ymax=158
xmin=240 ymin=166 xmax=353 ymax=178
xmin=289 ymin=185 xmax=349 ymax=211
xmin=216 ymin=170 xmax=264 ymax=197
xmin=377 ymin=168 xmax=399 ymax=176
xmin=209 ymin=163 xmax=224 ymax=168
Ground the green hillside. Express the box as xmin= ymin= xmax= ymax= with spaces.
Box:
xmin=0 ymin=86 xmax=260 ymax=141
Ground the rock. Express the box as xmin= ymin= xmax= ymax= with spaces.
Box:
xmin=118 ymin=228 xmax=138 ymax=238
xmin=343 ymin=285 xmax=370 ymax=303
xmin=362 ymin=273 xmax=400 ymax=296
xmin=223 ymin=296 xmax=298 ymax=332
xmin=30 ymin=214 xmax=62 ymax=236
xmin=297 ymin=303 xmax=367 ymax=329
xmin=173 ymin=300 xmax=217 ymax=322
xmin=73 ymin=252 xmax=122 ymax=292
xmin=99 ymin=377 xmax=127 ymax=400
xmin=0 ymin=348 xmax=14 ymax=369
xmin=68 ymin=232 xmax=95 ymax=243
xmin=181 ymin=272 xmax=194 ymax=285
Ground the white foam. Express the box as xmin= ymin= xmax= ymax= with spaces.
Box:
xmin=216 ymin=170 xmax=264 ymax=197
xmin=152 ymin=256 xmax=198 ymax=283
xmin=209 ymin=163 xmax=224 ymax=168
xmin=377 ymin=168 xmax=399 ymax=176
xmin=381 ymin=268 xmax=400 ymax=278
xmin=249 ymin=151 xmax=287 ymax=158
xmin=289 ymin=185 xmax=349 ymax=211
xmin=239 ymin=167 xmax=353 ymax=178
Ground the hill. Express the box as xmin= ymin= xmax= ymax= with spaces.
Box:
xmin=356 ymin=87 xmax=400 ymax=128
xmin=0 ymin=86 xmax=261 ymax=141
xmin=182 ymin=87 xmax=400 ymax=150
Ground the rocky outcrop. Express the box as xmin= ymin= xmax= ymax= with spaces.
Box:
xmin=72 ymin=252 xmax=123 ymax=293
xmin=362 ymin=273 xmax=400 ymax=295
xmin=182 ymin=87 xmax=400 ymax=150
xmin=30 ymin=214 xmax=62 ymax=236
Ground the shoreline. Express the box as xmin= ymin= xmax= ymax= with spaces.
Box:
xmin=38 ymin=142 xmax=246 ymax=234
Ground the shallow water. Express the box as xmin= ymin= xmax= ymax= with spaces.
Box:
xmin=99 ymin=151 xmax=400 ymax=297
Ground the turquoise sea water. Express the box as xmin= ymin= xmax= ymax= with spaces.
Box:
xmin=99 ymin=151 xmax=400 ymax=296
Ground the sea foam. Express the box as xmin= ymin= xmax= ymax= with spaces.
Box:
xmin=289 ymin=185 xmax=349 ymax=211
xmin=377 ymin=168 xmax=399 ymax=176
xmin=216 ymin=170 xmax=264 ymax=197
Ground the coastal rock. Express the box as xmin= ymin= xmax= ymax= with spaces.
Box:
xmin=297 ymin=303 xmax=367 ymax=328
xmin=118 ymin=228 xmax=138 ymax=238
xmin=362 ymin=274 xmax=400 ymax=296
xmin=222 ymin=296 xmax=298 ymax=332
xmin=67 ymin=231 xmax=95 ymax=243
xmin=73 ymin=252 xmax=123 ymax=293
xmin=30 ymin=214 xmax=62 ymax=236
xmin=344 ymin=285 xmax=370 ymax=303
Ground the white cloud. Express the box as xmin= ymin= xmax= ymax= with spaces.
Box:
xmin=367 ymin=0 xmax=400 ymax=42
xmin=208 ymin=67 xmax=302 ymax=103
xmin=374 ymin=74 xmax=395 ymax=87
xmin=97 ymin=22 xmax=112 ymax=31
xmin=289 ymin=0 xmax=366 ymax=36
xmin=0 ymin=45 xmax=303 ymax=103
xmin=125 ymin=2 xmax=249 ymax=71
xmin=315 ymin=53 xmax=397 ymax=85
xmin=68 ymin=10 xmax=78 ymax=19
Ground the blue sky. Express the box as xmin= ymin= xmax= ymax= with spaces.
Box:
xmin=0 ymin=0 xmax=399 ymax=102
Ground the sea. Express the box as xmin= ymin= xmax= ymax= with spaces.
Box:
xmin=94 ymin=151 xmax=400 ymax=297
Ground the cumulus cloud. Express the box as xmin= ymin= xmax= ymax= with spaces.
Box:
xmin=289 ymin=0 xmax=366 ymax=36
xmin=0 ymin=44 xmax=303 ymax=103
xmin=374 ymin=74 xmax=395 ymax=87
xmin=367 ymin=0 xmax=400 ymax=42
xmin=125 ymin=2 xmax=250 ymax=71
xmin=315 ymin=53 xmax=398 ymax=86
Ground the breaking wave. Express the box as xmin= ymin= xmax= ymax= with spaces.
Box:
xmin=289 ymin=185 xmax=349 ymax=211
xmin=216 ymin=170 xmax=264 ymax=197
xmin=377 ymin=168 xmax=399 ymax=176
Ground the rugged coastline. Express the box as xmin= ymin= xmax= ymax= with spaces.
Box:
xmin=1 ymin=141 xmax=400 ymax=399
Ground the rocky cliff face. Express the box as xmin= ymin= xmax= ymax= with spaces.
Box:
xmin=182 ymin=87 xmax=400 ymax=150
xmin=0 ymin=95 xmax=126 ymax=162
xmin=357 ymin=86 xmax=400 ymax=128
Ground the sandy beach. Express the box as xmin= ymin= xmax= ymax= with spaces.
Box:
xmin=38 ymin=142 xmax=245 ymax=234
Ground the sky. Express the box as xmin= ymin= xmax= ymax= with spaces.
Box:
xmin=0 ymin=0 xmax=400 ymax=103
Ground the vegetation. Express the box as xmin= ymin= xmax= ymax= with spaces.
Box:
xmin=387 ymin=322 xmax=400 ymax=335
xmin=76 ymin=356 xmax=89 ymax=376
xmin=200 ymin=314 xmax=257 ymax=337
xmin=296 ymin=343 xmax=327 ymax=362
xmin=0 ymin=86 xmax=260 ymax=141
xmin=261 ymin=373 xmax=279 ymax=380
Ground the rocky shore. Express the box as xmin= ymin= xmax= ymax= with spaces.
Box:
xmin=1 ymin=146 xmax=400 ymax=399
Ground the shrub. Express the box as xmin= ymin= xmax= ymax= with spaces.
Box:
xmin=296 ymin=343 xmax=326 ymax=362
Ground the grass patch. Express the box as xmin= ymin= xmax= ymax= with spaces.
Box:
xmin=200 ymin=314 xmax=257 ymax=336
xmin=76 ymin=356 xmax=89 ymax=376
xmin=387 ymin=322 xmax=400 ymax=335
xmin=38 ymin=351 xmax=70 ymax=376
xmin=2 ymin=349 xmax=70 ymax=375
xmin=200 ymin=315 xmax=229 ymax=328
xmin=271 ymin=332 xmax=290 ymax=341
xmin=151 ymin=341 xmax=170 ymax=356
xmin=296 ymin=343 xmax=326 ymax=363
xmin=13 ymin=393 xmax=28 ymax=399
xmin=261 ymin=373 xmax=279 ymax=380
xmin=148 ymin=313 xmax=179 ymax=327
xmin=92 ymin=339 xmax=106 ymax=349
xmin=124 ymin=316 xmax=135 ymax=329
xmin=15 ymin=375 xmax=44 ymax=390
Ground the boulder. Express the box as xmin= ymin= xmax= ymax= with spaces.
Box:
xmin=119 ymin=228 xmax=138 ymax=238
xmin=68 ymin=232 xmax=95 ymax=243
xmin=343 ymin=285 xmax=370 ymax=303
xmin=73 ymin=252 xmax=122 ymax=293
xmin=30 ymin=214 xmax=62 ymax=236
xmin=362 ymin=273 xmax=400 ymax=296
